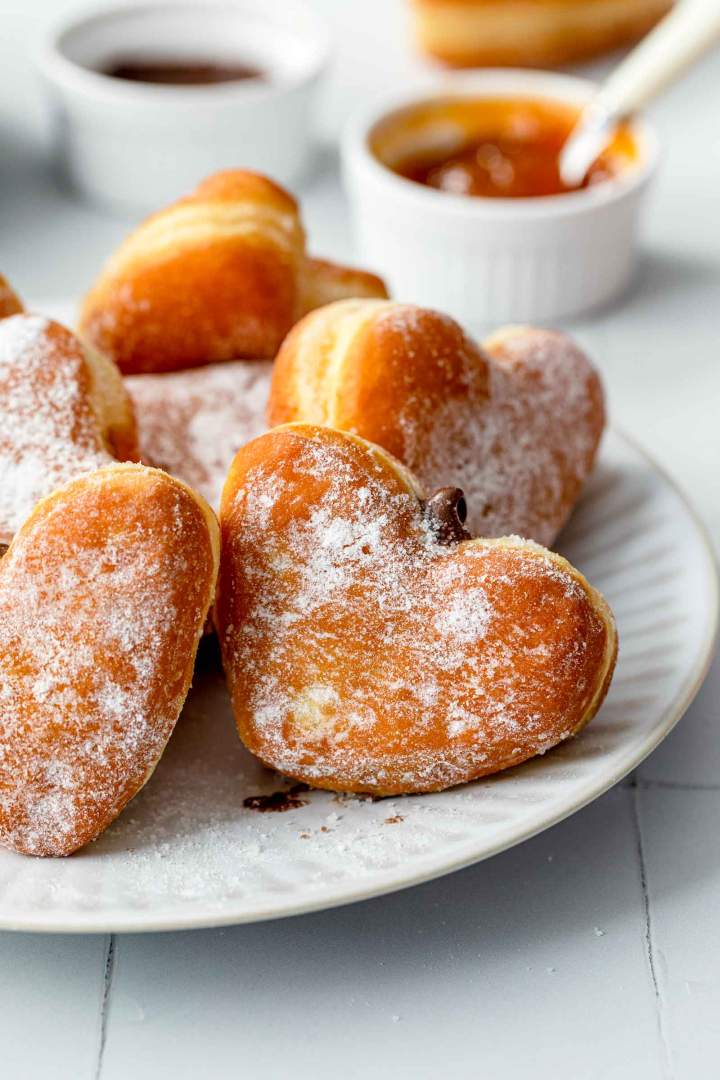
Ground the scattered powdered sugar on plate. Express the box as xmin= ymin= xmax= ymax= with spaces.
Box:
xmin=0 ymin=314 xmax=112 ymax=543
xmin=47 ymin=658 xmax=543 ymax=908
xmin=126 ymin=361 xmax=272 ymax=510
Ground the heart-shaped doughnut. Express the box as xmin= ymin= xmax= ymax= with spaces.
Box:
xmin=79 ymin=170 xmax=387 ymax=374
xmin=126 ymin=361 xmax=272 ymax=511
xmin=216 ymin=424 xmax=616 ymax=795
xmin=0 ymin=314 xmax=138 ymax=546
xmin=0 ymin=273 xmax=23 ymax=319
xmin=269 ymin=300 xmax=605 ymax=546
xmin=0 ymin=464 xmax=219 ymax=856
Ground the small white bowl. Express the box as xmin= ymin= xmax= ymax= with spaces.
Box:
xmin=40 ymin=0 xmax=331 ymax=213
xmin=342 ymin=70 xmax=659 ymax=328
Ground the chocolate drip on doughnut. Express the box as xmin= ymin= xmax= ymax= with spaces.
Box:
xmin=424 ymin=487 xmax=472 ymax=545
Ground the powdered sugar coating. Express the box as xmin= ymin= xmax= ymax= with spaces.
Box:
xmin=379 ymin=316 xmax=604 ymax=547
xmin=127 ymin=362 xmax=272 ymax=510
xmin=271 ymin=306 xmax=604 ymax=547
xmin=0 ymin=314 xmax=112 ymax=544
xmin=0 ymin=465 xmax=218 ymax=856
xmin=217 ymin=427 xmax=615 ymax=795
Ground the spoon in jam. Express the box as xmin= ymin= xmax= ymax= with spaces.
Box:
xmin=560 ymin=0 xmax=720 ymax=188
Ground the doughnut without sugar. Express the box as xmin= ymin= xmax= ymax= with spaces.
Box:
xmin=79 ymin=170 xmax=388 ymax=374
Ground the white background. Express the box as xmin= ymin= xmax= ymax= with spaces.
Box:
xmin=1 ymin=1 xmax=720 ymax=1076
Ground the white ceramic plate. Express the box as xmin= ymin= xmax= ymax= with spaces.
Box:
xmin=0 ymin=430 xmax=716 ymax=933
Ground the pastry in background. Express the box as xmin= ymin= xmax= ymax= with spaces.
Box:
xmin=0 ymin=273 xmax=23 ymax=319
xmin=79 ymin=170 xmax=388 ymax=375
xmin=0 ymin=464 xmax=219 ymax=856
xmin=126 ymin=361 xmax=272 ymax=511
xmin=0 ymin=313 xmax=138 ymax=546
xmin=300 ymin=258 xmax=386 ymax=316
xmin=216 ymin=424 xmax=617 ymax=795
xmin=410 ymin=0 xmax=672 ymax=68
xmin=269 ymin=300 xmax=604 ymax=546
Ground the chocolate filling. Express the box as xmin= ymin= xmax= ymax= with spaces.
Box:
xmin=424 ymin=487 xmax=472 ymax=545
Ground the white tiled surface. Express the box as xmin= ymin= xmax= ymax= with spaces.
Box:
xmin=99 ymin=791 xmax=663 ymax=1080
xmin=1 ymin=1 xmax=719 ymax=1077
xmin=637 ymin=788 xmax=720 ymax=1079
xmin=0 ymin=933 xmax=107 ymax=1078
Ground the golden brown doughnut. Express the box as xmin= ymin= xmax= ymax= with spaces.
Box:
xmin=300 ymin=258 xmax=388 ymax=317
xmin=126 ymin=361 xmax=272 ymax=510
xmin=79 ymin=170 xmax=388 ymax=374
xmin=0 ymin=464 xmax=219 ymax=856
xmin=410 ymin=0 xmax=672 ymax=68
xmin=269 ymin=300 xmax=604 ymax=547
xmin=0 ymin=274 xmax=23 ymax=319
xmin=216 ymin=424 xmax=617 ymax=796
xmin=0 ymin=314 xmax=139 ymax=546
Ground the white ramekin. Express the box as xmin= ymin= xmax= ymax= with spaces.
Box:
xmin=39 ymin=0 xmax=331 ymax=213
xmin=341 ymin=70 xmax=659 ymax=328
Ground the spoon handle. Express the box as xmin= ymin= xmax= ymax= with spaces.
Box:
xmin=596 ymin=0 xmax=720 ymax=117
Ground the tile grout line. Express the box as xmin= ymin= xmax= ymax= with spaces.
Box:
xmin=93 ymin=934 xmax=117 ymax=1080
xmin=637 ymin=778 xmax=720 ymax=792
xmin=630 ymin=779 xmax=674 ymax=1080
